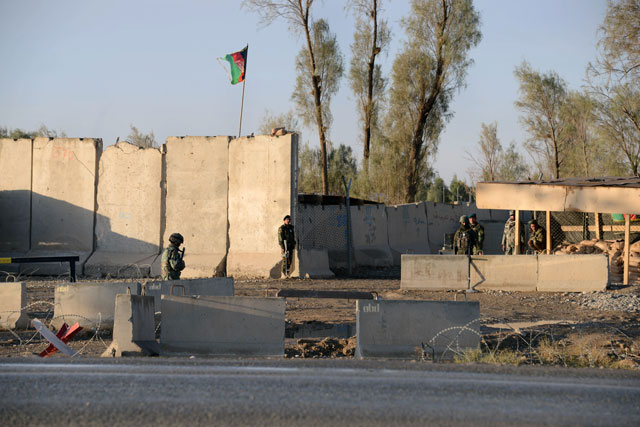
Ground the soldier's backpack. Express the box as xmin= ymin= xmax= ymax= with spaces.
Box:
xmin=457 ymin=230 xmax=470 ymax=255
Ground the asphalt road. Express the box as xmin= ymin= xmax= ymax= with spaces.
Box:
xmin=0 ymin=359 xmax=639 ymax=426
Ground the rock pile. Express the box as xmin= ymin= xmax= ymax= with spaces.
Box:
xmin=565 ymin=292 xmax=640 ymax=313
xmin=554 ymin=239 xmax=640 ymax=283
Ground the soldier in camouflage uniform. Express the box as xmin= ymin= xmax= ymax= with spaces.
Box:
xmin=278 ymin=215 xmax=296 ymax=277
xmin=468 ymin=213 xmax=484 ymax=255
xmin=527 ymin=219 xmax=547 ymax=254
xmin=501 ymin=210 xmax=524 ymax=254
xmin=453 ymin=215 xmax=477 ymax=256
xmin=161 ymin=233 xmax=185 ymax=280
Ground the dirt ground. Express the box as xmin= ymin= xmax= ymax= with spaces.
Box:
xmin=1 ymin=272 xmax=639 ymax=367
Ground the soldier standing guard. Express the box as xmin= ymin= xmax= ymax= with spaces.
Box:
xmin=278 ymin=215 xmax=296 ymax=278
xmin=161 ymin=233 xmax=185 ymax=280
xmin=453 ymin=215 xmax=477 ymax=255
xmin=468 ymin=213 xmax=484 ymax=255
xmin=501 ymin=210 xmax=524 ymax=254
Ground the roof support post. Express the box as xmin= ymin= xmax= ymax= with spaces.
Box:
xmin=624 ymin=214 xmax=630 ymax=286
xmin=546 ymin=211 xmax=552 ymax=254
xmin=514 ymin=210 xmax=521 ymax=255
xmin=595 ymin=212 xmax=601 ymax=240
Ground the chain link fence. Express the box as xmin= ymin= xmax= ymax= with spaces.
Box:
xmin=296 ymin=203 xmax=351 ymax=269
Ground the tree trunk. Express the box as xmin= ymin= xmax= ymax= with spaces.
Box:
xmin=301 ymin=1 xmax=329 ymax=195
xmin=362 ymin=0 xmax=379 ymax=171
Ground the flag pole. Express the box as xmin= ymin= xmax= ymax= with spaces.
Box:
xmin=238 ymin=78 xmax=245 ymax=137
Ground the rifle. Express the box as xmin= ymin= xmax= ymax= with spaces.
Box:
xmin=283 ymin=240 xmax=289 ymax=277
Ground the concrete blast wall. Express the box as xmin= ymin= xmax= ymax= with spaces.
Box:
xmin=0 ymin=139 xmax=32 ymax=255
xmin=401 ymin=254 xmax=608 ymax=292
xmin=350 ymin=204 xmax=393 ymax=267
xmin=86 ymin=142 xmax=162 ymax=277
xmin=0 ymin=282 xmax=30 ymax=330
xmin=163 ymin=136 xmax=230 ymax=278
xmin=424 ymin=202 xmax=465 ymax=254
xmin=227 ymin=134 xmax=298 ymax=278
xmin=29 ymin=138 xmax=101 ymax=275
xmin=386 ymin=203 xmax=430 ymax=265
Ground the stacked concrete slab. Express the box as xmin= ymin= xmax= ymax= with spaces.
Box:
xmin=0 ymin=282 xmax=30 ymax=330
xmin=28 ymin=138 xmax=101 ymax=275
xmin=350 ymin=204 xmax=393 ymax=267
xmin=161 ymin=295 xmax=285 ymax=356
xmin=355 ymin=299 xmax=480 ymax=359
xmin=227 ymin=134 xmax=298 ymax=278
xmin=163 ymin=136 xmax=231 ymax=278
xmin=86 ymin=142 xmax=163 ymax=278
xmin=0 ymin=139 xmax=32 ymax=260
xmin=144 ymin=277 xmax=234 ymax=311
xmin=401 ymin=254 xmax=608 ymax=292
xmin=386 ymin=203 xmax=430 ymax=265
xmin=53 ymin=281 xmax=141 ymax=329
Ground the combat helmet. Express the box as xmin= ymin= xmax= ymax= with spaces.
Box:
xmin=169 ymin=233 xmax=184 ymax=245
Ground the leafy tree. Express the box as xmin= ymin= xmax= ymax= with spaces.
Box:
xmin=514 ymin=61 xmax=569 ymax=179
xmin=258 ymin=109 xmax=300 ymax=135
xmin=243 ymin=1 xmax=343 ymax=195
xmin=426 ymin=176 xmax=449 ymax=203
xmin=347 ymin=0 xmax=391 ymax=169
xmin=125 ymin=125 xmax=157 ymax=149
xmin=449 ymin=175 xmax=470 ymax=202
xmin=469 ymin=122 xmax=502 ymax=182
xmin=298 ymin=143 xmax=323 ymax=193
xmin=298 ymin=142 xmax=359 ymax=194
xmin=596 ymin=0 xmax=640 ymax=80
xmin=561 ymin=91 xmax=597 ymax=177
xmin=382 ymin=0 xmax=481 ymax=202
xmin=497 ymin=142 xmax=530 ymax=182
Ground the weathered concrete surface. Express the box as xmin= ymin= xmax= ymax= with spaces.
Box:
xmin=0 ymin=139 xmax=32 ymax=255
xmin=102 ymin=294 xmax=159 ymax=357
xmin=386 ymin=203 xmax=430 ymax=265
xmin=296 ymin=248 xmax=334 ymax=278
xmin=401 ymin=255 xmax=468 ymax=290
xmin=296 ymin=204 xmax=350 ymax=269
xmin=86 ymin=142 xmax=162 ymax=278
xmin=160 ymin=295 xmax=285 ymax=356
xmin=470 ymin=255 xmax=538 ymax=291
xmin=424 ymin=202 xmax=465 ymax=254
xmin=355 ymin=300 xmax=480 ymax=359
xmin=28 ymin=138 xmax=101 ymax=275
xmin=163 ymin=136 xmax=230 ymax=278
xmin=0 ymin=282 xmax=30 ymax=330
xmin=145 ymin=277 xmax=234 ymax=312
xmin=350 ymin=204 xmax=393 ymax=267
xmin=537 ymin=254 xmax=608 ymax=292
xmin=53 ymin=281 xmax=141 ymax=329
xmin=227 ymin=134 xmax=297 ymax=278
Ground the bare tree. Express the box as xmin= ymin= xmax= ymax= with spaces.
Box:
xmin=126 ymin=125 xmax=157 ymax=148
xmin=243 ymin=0 xmax=341 ymax=195
xmin=347 ymin=0 xmax=390 ymax=169
xmin=470 ymin=122 xmax=502 ymax=182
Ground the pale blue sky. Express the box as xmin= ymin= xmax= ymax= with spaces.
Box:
xmin=0 ymin=0 xmax=607 ymax=185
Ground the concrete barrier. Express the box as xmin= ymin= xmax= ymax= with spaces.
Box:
xmin=163 ymin=136 xmax=230 ymax=278
xmin=355 ymin=300 xmax=480 ymax=359
xmin=144 ymin=277 xmax=234 ymax=311
xmin=0 ymin=139 xmax=32 ymax=257
xmin=386 ymin=203 xmax=430 ymax=265
xmin=28 ymin=138 xmax=101 ymax=275
xmin=102 ymin=294 xmax=159 ymax=357
xmin=227 ymin=134 xmax=298 ymax=278
xmin=0 ymin=282 xmax=30 ymax=330
xmin=424 ymin=202 xmax=464 ymax=254
xmin=160 ymin=295 xmax=285 ymax=356
xmin=296 ymin=248 xmax=334 ymax=278
xmin=86 ymin=142 xmax=162 ymax=278
xmin=537 ymin=254 xmax=608 ymax=292
xmin=350 ymin=204 xmax=393 ymax=267
xmin=401 ymin=255 xmax=468 ymax=290
xmin=53 ymin=281 xmax=141 ymax=329
xmin=401 ymin=254 xmax=606 ymax=292
xmin=296 ymin=204 xmax=349 ymax=269
xmin=469 ymin=255 xmax=538 ymax=291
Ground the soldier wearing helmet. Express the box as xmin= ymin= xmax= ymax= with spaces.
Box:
xmin=161 ymin=232 xmax=185 ymax=280
xmin=501 ymin=210 xmax=524 ymax=254
xmin=453 ymin=215 xmax=477 ymax=255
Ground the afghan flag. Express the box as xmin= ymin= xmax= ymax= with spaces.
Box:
xmin=221 ymin=46 xmax=248 ymax=85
